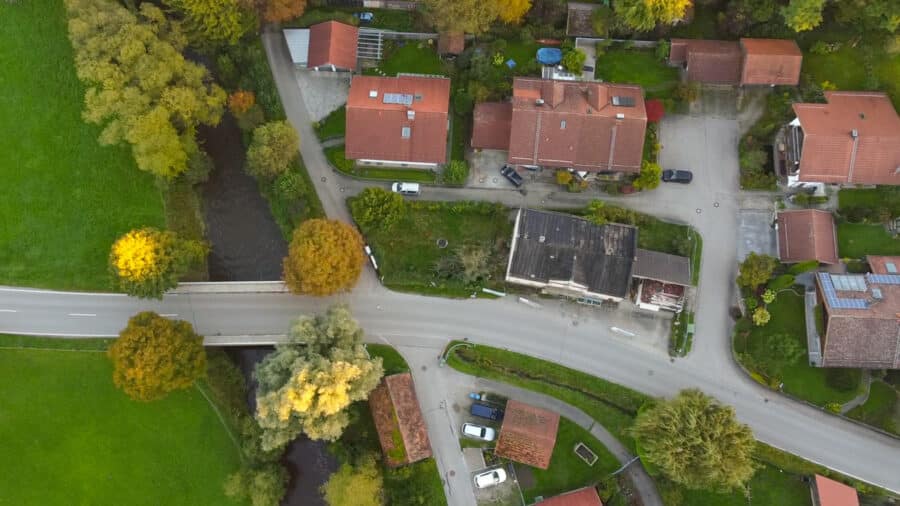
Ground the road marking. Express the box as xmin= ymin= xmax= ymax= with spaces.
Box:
xmin=67 ymin=313 xmax=96 ymax=317
xmin=159 ymin=313 xmax=179 ymax=317
xmin=0 ymin=309 xmax=17 ymax=313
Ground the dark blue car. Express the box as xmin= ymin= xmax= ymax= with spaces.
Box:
xmin=471 ymin=402 xmax=504 ymax=421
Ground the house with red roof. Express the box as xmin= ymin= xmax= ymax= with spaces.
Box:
xmin=494 ymin=399 xmax=560 ymax=469
xmin=283 ymin=21 xmax=359 ymax=72
xmin=811 ymin=475 xmax=859 ymax=506
xmin=786 ymin=92 xmax=900 ymax=185
xmin=775 ymin=210 xmax=839 ymax=265
xmin=345 ymin=75 xmax=451 ymax=168
xmin=669 ymin=38 xmax=801 ymax=86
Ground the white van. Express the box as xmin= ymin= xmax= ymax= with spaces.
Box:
xmin=391 ymin=182 xmax=420 ymax=196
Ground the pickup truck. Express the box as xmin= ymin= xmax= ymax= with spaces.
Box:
xmin=500 ymin=165 xmax=523 ymax=187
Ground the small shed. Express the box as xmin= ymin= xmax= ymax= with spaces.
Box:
xmin=811 ymin=475 xmax=859 ymax=506
xmin=284 ymin=29 xmax=310 ymax=67
xmin=369 ymin=373 xmax=432 ymax=466
xmin=438 ymin=32 xmax=465 ymax=56
xmin=494 ymin=400 xmax=560 ymax=469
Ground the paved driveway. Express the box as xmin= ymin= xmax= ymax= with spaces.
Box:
xmin=294 ymin=70 xmax=350 ymax=122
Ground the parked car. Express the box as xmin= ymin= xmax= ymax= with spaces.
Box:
xmin=474 ymin=468 xmax=507 ymax=489
xmin=582 ymin=65 xmax=594 ymax=72
xmin=471 ymin=402 xmax=504 ymax=421
xmin=391 ymin=182 xmax=421 ymax=195
xmin=354 ymin=12 xmax=374 ymax=23
xmin=500 ymin=165 xmax=523 ymax=187
xmin=462 ymin=423 xmax=496 ymax=441
xmin=662 ymin=169 xmax=693 ymax=184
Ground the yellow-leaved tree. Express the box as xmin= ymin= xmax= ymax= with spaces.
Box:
xmin=496 ymin=0 xmax=532 ymax=24
xmin=109 ymin=228 xmax=207 ymax=299
xmin=615 ymin=0 xmax=692 ymax=32
xmin=254 ymin=305 xmax=384 ymax=451
xmin=282 ymin=219 xmax=365 ymax=296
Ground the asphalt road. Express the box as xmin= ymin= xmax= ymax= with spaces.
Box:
xmin=1 ymin=31 xmax=897 ymax=504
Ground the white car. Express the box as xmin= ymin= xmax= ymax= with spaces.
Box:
xmin=391 ymin=182 xmax=420 ymax=195
xmin=473 ymin=468 xmax=507 ymax=489
xmin=462 ymin=423 xmax=496 ymax=442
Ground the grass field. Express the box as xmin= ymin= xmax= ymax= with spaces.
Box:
xmin=595 ymin=48 xmax=680 ymax=98
xmin=847 ymin=381 xmax=899 ymax=435
xmin=367 ymin=343 xmax=410 ymax=375
xmin=0 ymin=343 xmax=242 ymax=505
xmin=367 ymin=42 xmax=444 ymax=77
xmin=837 ymin=223 xmax=900 ymax=258
xmin=0 ymin=1 xmax=165 ymax=290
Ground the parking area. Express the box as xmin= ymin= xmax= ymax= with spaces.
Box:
xmin=737 ymin=209 xmax=777 ymax=261
xmin=293 ymin=70 xmax=350 ymax=121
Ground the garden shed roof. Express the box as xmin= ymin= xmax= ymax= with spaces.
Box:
xmin=369 ymin=372 xmax=432 ymax=466
xmin=437 ymin=32 xmax=465 ymax=55
xmin=813 ymin=475 xmax=859 ymax=506
xmin=739 ymin=38 xmax=802 ymax=85
xmin=776 ymin=209 xmax=838 ymax=264
xmin=539 ymin=486 xmax=604 ymax=506
xmin=669 ymin=39 xmax=742 ymax=85
xmin=494 ymin=400 xmax=560 ymax=469
xmin=308 ymin=21 xmax=359 ymax=70
xmin=632 ymin=248 xmax=691 ymax=286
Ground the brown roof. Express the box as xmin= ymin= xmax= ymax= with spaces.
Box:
xmin=308 ymin=21 xmax=358 ymax=70
xmin=793 ymin=92 xmax=900 ymax=185
xmin=632 ymin=248 xmax=692 ymax=285
xmin=776 ymin=210 xmax=838 ymax=264
xmin=813 ymin=475 xmax=860 ymax=506
xmin=368 ymin=373 xmax=432 ymax=466
xmin=817 ymin=272 xmax=900 ymax=369
xmin=471 ymin=102 xmax=512 ymax=150
xmin=507 ymin=78 xmax=647 ymax=173
xmin=740 ymin=38 xmax=802 ymax=85
xmin=437 ymin=32 xmax=465 ymax=55
xmin=669 ymin=39 xmax=742 ymax=85
xmin=346 ymin=75 xmax=450 ymax=164
xmin=867 ymin=255 xmax=900 ymax=275
xmin=494 ymin=399 xmax=560 ymax=469
xmin=539 ymin=486 xmax=603 ymax=506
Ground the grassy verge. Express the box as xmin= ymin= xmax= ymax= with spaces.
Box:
xmin=594 ymin=48 xmax=679 ymax=99
xmin=0 ymin=0 xmax=166 ymax=290
xmin=0 ymin=341 xmax=242 ymax=505
xmin=0 ymin=334 xmax=114 ymax=351
xmin=367 ymin=344 xmax=411 ymax=375
xmin=733 ymin=291 xmax=863 ymax=406
xmin=313 ymin=106 xmax=345 ymax=141
xmin=350 ymin=200 xmax=513 ymax=298
xmin=846 ymin=381 xmax=899 ymax=435
xmin=837 ymin=223 xmax=900 ymax=258
xmin=669 ymin=311 xmax=695 ymax=357
xmin=519 ymin=418 xmax=621 ymax=504
xmin=164 ymin=179 xmax=209 ymax=281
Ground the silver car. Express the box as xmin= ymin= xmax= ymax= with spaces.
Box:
xmin=462 ymin=422 xmax=496 ymax=441
xmin=473 ymin=468 xmax=507 ymax=489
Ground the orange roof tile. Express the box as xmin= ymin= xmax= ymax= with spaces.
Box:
xmin=369 ymin=373 xmax=432 ymax=466
xmin=538 ymin=486 xmax=603 ymax=506
xmin=776 ymin=210 xmax=838 ymax=264
xmin=308 ymin=21 xmax=358 ymax=70
xmin=471 ymin=102 xmax=512 ymax=150
xmin=740 ymin=38 xmax=802 ymax=85
xmin=669 ymin=39 xmax=742 ymax=84
xmin=813 ymin=475 xmax=859 ymax=506
xmin=494 ymin=400 xmax=560 ymax=469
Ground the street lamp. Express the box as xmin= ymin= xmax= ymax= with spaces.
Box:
xmin=439 ymin=342 xmax=474 ymax=367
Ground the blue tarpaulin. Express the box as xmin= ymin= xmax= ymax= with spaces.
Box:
xmin=536 ymin=47 xmax=562 ymax=65
xmin=506 ymin=59 xmax=516 ymax=69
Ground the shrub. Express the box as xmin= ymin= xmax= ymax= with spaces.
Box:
xmin=246 ymin=121 xmax=300 ymax=179
xmin=674 ymin=82 xmax=700 ymax=103
xmin=633 ymin=161 xmax=662 ymax=191
xmin=752 ymin=307 xmax=771 ymax=326
xmin=350 ymin=187 xmax=406 ymax=231
xmin=442 ymin=160 xmax=469 ymax=185
xmin=767 ymin=274 xmax=795 ymax=290
xmin=562 ymin=48 xmax=587 ymax=74
xmin=788 ymin=260 xmax=819 ymax=275
xmin=556 ymin=170 xmax=573 ymax=185
xmin=824 ymin=402 xmax=842 ymax=414
xmin=825 ymin=368 xmax=861 ymax=393
xmin=762 ymin=289 xmax=776 ymax=304
xmin=327 ymin=147 xmax=355 ymax=172
xmin=655 ymin=39 xmax=670 ymax=61
xmin=273 ymin=171 xmax=306 ymax=201
xmin=744 ymin=296 xmax=759 ymax=311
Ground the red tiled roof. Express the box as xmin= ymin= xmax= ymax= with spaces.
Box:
xmin=740 ymin=38 xmax=802 ymax=85
xmin=776 ymin=210 xmax=838 ymax=264
xmin=494 ymin=400 xmax=560 ymax=469
xmin=507 ymin=78 xmax=647 ymax=173
xmin=308 ymin=21 xmax=358 ymax=70
xmin=794 ymin=92 xmax=900 ymax=185
xmin=669 ymin=39 xmax=742 ymax=85
xmin=346 ymin=75 xmax=450 ymax=164
xmin=471 ymin=102 xmax=512 ymax=150
xmin=369 ymin=373 xmax=432 ymax=466
xmin=867 ymin=255 xmax=900 ymax=275
xmin=813 ymin=475 xmax=860 ymax=506
xmin=538 ymin=486 xmax=603 ymax=506
xmin=438 ymin=32 xmax=465 ymax=55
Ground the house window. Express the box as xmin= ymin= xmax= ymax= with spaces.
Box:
xmin=401 ymin=126 xmax=411 ymax=139
xmin=560 ymin=120 xmax=566 ymax=129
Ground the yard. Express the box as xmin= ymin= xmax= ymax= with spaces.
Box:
xmin=0 ymin=0 xmax=166 ymax=290
xmin=801 ymin=40 xmax=900 ymax=109
xmin=518 ymin=418 xmax=621 ymax=504
xmin=0 ymin=339 xmax=242 ymax=505
xmin=837 ymin=223 xmax=900 ymax=258
xmin=733 ymin=291 xmax=863 ymax=406
xmin=351 ymin=201 xmax=513 ymax=297
xmin=314 ymin=106 xmax=346 ymax=141
xmin=847 ymin=381 xmax=899 ymax=436
xmin=365 ymin=41 xmax=444 ymax=77
xmin=594 ymin=48 xmax=680 ymax=98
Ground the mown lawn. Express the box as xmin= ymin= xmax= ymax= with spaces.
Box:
xmin=325 ymin=145 xmax=437 ymax=183
xmin=594 ymin=48 xmax=680 ymax=97
xmin=734 ymin=292 xmax=862 ymax=406
xmin=0 ymin=343 xmax=242 ymax=505
xmin=313 ymin=106 xmax=346 ymax=141
xmin=838 ymin=187 xmax=900 ymax=213
xmin=802 ymin=43 xmax=900 ymax=109
xmin=672 ymin=466 xmax=812 ymax=506
xmin=0 ymin=0 xmax=165 ymax=290
xmin=352 ymin=201 xmax=512 ymax=297
xmin=367 ymin=343 xmax=410 ymax=375
xmin=519 ymin=418 xmax=620 ymax=503
xmin=837 ymin=223 xmax=900 ymax=258
xmin=367 ymin=42 xmax=444 ymax=77
xmin=847 ymin=381 xmax=899 ymax=435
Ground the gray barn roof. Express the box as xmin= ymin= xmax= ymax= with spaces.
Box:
xmin=632 ymin=249 xmax=692 ymax=286
xmin=508 ymin=209 xmax=637 ymax=298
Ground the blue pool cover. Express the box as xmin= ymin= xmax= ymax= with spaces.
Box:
xmin=536 ymin=47 xmax=562 ymax=65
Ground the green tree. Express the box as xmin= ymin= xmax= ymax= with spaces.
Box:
xmin=737 ymin=252 xmax=778 ymax=290
xmin=781 ymin=0 xmax=827 ymax=32
xmin=443 ymin=160 xmax=470 ymax=185
xmin=321 ymin=456 xmax=384 ymax=506
xmin=633 ymin=161 xmax=662 ymax=191
xmin=109 ymin=228 xmax=207 ymax=299
xmin=224 ymin=463 xmax=288 ymax=506
xmin=592 ymin=5 xmax=613 ymax=36
xmin=241 ymin=0 xmax=308 ymax=23
xmin=562 ymin=48 xmax=587 ymax=73
xmin=247 ymin=121 xmax=300 ymax=179
xmin=764 ymin=333 xmax=804 ymax=375
xmin=65 ymin=0 xmax=225 ymax=178
xmin=163 ymin=0 xmax=256 ymax=46
xmin=752 ymin=306 xmax=771 ymax=326
xmin=254 ymin=305 xmax=384 ymax=451
xmin=422 ymin=0 xmax=501 ymax=35
xmin=835 ymin=0 xmax=900 ymax=33
xmin=282 ymin=219 xmax=365 ymax=296
xmin=614 ymin=0 xmax=692 ymax=32
xmin=108 ymin=312 xmax=206 ymax=401
xmin=631 ymin=389 xmax=756 ymax=490
xmin=350 ymin=187 xmax=407 ymax=231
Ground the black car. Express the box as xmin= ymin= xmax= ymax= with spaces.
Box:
xmin=500 ymin=165 xmax=523 ymax=187
xmin=471 ymin=402 xmax=504 ymax=421
xmin=662 ymin=169 xmax=693 ymax=184
xmin=582 ymin=65 xmax=594 ymax=72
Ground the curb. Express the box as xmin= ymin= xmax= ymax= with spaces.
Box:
xmin=172 ymin=281 xmax=289 ymax=294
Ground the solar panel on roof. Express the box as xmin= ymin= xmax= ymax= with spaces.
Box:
xmin=867 ymin=274 xmax=900 ymax=285
xmin=612 ymin=96 xmax=636 ymax=107
xmin=818 ymin=273 xmax=868 ymax=310
xmin=383 ymin=93 xmax=413 ymax=105
xmin=830 ymin=275 xmax=867 ymax=291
